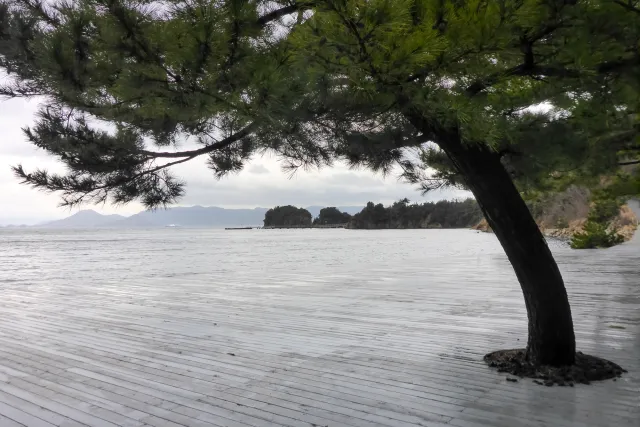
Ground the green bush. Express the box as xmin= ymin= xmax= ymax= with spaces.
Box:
xmin=570 ymin=221 xmax=624 ymax=249
xmin=588 ymin=197 xmax=621 ymax=223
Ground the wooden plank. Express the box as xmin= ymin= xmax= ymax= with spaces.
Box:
xmin=0 ymin=391 xmax=76 ymax=427
xmin=0 ymin=414 xmax=26 ymax=427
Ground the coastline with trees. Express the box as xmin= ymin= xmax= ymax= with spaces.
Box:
xmin=263 ymin=199 xmax=483 ymax=229
xmin=265 ymin=197 xmax=637 ymax=243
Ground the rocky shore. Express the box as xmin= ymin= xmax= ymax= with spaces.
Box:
xmin=473 ymin=204 xmax=638 ymax=242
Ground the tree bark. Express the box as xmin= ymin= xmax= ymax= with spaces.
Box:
xmin=406 ymin=114 xmax=576 ymax=366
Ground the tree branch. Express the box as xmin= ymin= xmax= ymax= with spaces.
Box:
xmin=96 ymin=156 xmax=196 ymax=192
xmin=613 ymin=0 xmax=640 ymax=15
xmin=619 ymin=159 xmax=640 ymax=165
xmin=465 ymin=57 xmax=637 ymax=97
xmin=465 ymin=63 xmax=528 ymax=96
xmin=15 ymin=0 xmax=60 ymax=26
xmin=140 ymin=122 xmax=256 ymax=158
xmin=464 ymin=63 xmax=579 ymax=96
xmin=596 ymin=56 xmax=640 ymax=74
xmin=256 ymin=2 xmax=313 ymax=27
xmin=405 ymin=49 xmax=476 ymax=83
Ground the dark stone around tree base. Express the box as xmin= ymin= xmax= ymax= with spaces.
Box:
xmin=484 ymin=349 xmax=626 ymax=386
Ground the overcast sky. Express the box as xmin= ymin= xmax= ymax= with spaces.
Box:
xmin=0 ymin=97 xmax=471 ymax=225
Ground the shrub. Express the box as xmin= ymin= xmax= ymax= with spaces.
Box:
xmin=570 ymin=221 xmax=624 ymax=249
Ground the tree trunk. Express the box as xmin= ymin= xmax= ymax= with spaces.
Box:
xmin=407 ymin=115 xmax=576 ymax=366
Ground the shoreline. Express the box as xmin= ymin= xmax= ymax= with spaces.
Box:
xmin=473 ymin=201 xmax=639 ymax=244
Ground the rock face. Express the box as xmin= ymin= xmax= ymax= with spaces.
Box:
xmin=613 ymin=205 xmax=640 ymax=241
xmin=473 ymin=187 xmax=638 ymax=242
xmin=533 ymin=187 xmax=591 ymax=232
xmin=472 ymin=219 xmax=491 ymax=232
xmin=538 ymin=204 xmax=637 ymax=241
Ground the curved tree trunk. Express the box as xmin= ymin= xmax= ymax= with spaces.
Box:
xmin=447 ymin=136 xmax=576 ymax=365
xmin=406 ymin=114 xmax=576 ymax=366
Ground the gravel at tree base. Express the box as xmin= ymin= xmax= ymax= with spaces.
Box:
xmin=485 ymin=349 xmax=627 ymax=386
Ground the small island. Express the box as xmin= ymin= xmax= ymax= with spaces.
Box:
xmin=263 ymin=205 xmax=314 ymax=228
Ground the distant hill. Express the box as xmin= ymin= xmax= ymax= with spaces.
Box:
xmin=40 ymin=210 xmax=126 ymax=228
xmin=111 ymin=206 xmax=268 ymax=228
xmin=35 ymin=205 xmax=365 ymax=229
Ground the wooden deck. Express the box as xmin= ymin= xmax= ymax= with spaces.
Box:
xmin=0 ymin=231 xmax=638 ymax=427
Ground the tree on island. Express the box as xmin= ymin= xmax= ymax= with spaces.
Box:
xmin=313 ymin=207 xmax=351 ymax=225
xmin=1 ymin=0 xmax=638 ymax=378
xmin=350 ymin=198 xmax=482 ymax=229
xmin=264 ymin=206 xmax=312 ymax=227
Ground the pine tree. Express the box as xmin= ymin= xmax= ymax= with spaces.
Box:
xmin=1 ymin=0 xmax=639 ymax=367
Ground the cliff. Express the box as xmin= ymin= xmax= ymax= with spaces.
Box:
xmin=473 ymin=187 xmax=638 ymax=241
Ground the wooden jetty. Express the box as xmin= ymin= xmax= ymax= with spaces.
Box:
xmin=262 ymin=223 xmax=348 ymax=229
xmin=224 ymin=227 xmax=254 ymax=230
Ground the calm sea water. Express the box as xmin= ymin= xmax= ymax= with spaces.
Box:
xmin=0 ymin=228 xmax=636 ymax=287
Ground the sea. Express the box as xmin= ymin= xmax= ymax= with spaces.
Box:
xmin=0 ymin=227 xmax=637 ymax=286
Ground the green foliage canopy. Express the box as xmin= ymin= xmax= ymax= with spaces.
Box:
xmin=0 ymin=0 xmax=638 ymax=207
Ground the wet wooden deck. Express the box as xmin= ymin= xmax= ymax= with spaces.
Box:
xmin=0 ymin=234 xmax=638 ymax=427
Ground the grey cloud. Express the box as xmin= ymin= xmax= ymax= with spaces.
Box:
xmin=322 ymin=172 xmax=385 ymax=188
xmin=178 ymin=176 xmax=469 ymax=209
xmin=0 ymin=97 xmax=43 ymax=154
xmin=248 ymin=164 xmax=270 ymax=175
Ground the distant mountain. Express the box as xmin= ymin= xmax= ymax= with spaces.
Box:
xmin=35 ymin=205 xmax=365 ymax=229
xmin=39 ymin=210 xmax=126 ymax=228
xmin=110 ymin=206 xmax=268 ymax=228
xmin=305 ymin=206 xmax=364 ymax=218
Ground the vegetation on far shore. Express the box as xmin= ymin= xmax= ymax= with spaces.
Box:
xmin=264 ymin=199 xmax=482 ymax=229
xmin=349 ymin=198 xmax=482 ymax=229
